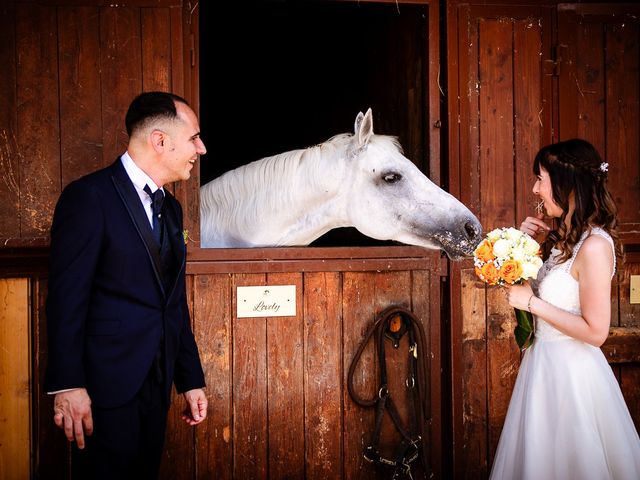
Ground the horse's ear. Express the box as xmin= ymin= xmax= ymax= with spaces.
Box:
xmin=354 ymin=108 xmax=374 ymax=148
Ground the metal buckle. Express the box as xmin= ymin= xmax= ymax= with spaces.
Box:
xmin=378 ymin=386 xmax=389 ymax=399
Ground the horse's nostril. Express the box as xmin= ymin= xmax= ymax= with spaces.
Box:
xmin=464 ymin=221 xmax=479 ymax=239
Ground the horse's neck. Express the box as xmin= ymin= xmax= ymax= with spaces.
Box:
xmin=202 ymin=141 xmax=351 ymax=246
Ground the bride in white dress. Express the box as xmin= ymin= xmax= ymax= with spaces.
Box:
xmin=490 ymin=139 xmax=640 ymax=479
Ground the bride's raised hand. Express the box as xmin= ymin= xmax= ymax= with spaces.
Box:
xmin=506 ymin=283 xmax=534 ymax=311
xmin=520 ymin=212 xmax=550 ymax=237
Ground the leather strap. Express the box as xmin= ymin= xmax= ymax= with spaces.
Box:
xmin=347 ymin=306 xmax=430 ymax=479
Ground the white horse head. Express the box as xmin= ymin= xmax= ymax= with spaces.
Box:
xmin=200 ymin=109 xmax=482 ymax=259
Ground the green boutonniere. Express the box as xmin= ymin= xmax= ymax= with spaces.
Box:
xmin=182 ymin=229 xmax=189 ymax=245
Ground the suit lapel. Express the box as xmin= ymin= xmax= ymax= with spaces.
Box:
xmin=109 ymin=158 xmax=166 ymax=298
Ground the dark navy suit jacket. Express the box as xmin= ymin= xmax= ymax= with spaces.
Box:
xmin=45 ymin=158 xmax=205 ymax=408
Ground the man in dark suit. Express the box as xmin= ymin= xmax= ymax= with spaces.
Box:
xmin=45 ymin=91 xmax=208 ymax=479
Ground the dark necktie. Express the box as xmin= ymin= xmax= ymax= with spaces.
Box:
xmin=144 ymin=184 xmax=165 ymax=245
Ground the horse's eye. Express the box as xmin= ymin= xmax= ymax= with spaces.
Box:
xmin=383 ymin=172 xmax=402 ymax=184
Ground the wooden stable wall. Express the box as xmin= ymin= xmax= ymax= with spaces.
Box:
xmin=447 ymin=1 xmax=640 ymax=478
xmin=175 ymin=253 xmax=444 ymax=480
xmin=1 ymin=0 xmax=640 ymax=479
xmin=0 ymin=0 xmax=448 ymax=478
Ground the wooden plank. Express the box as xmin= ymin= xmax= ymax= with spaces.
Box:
xmin=463 ymin=7 xmax=482 ymax=215
xmin=462 ymin=339 xmax=489 ymax=479
xmin=575 ymin=21 xmax=605 ymax=153
xmin=266 ymin=272 xmax=305 ymax=479
xmin=605 ymin=20 xmax=640 ymax=228
xmin=189 ymin=245 xmax=442 ymax=263
xmin=557 ymin=10 xmax=579 ymax=140
xmin=161 ymin=274 xmax=194 ymax=480
xmin=0 ymin=4 xmax=20 ymax=239
xmin=411 ymin=269 xmax=439 ymax=478
xmin=513 ymin=19 xmax=543 ymax=225
xmin=188 ymin=257 xmax=438 ymax=275
xmin=16 ymin=3 xmax=60 ymax=238
xmin=342 ymin=272 xmax=377 ymax=480
xmin=303 ymin=272 xmax=343 ymax=480
xmin=20 ymin=0 xmax=181 ymax=6
xmin=460 ymin=268 xmax=488 ymax=478
xmin=232 ymin=273 xmax=268 ymax=479
xmin=99 ymin=6 xmax=142 ymax=166
xmin=193 ymin=274 xmax=232 ymax=479
xmin=141 ymin=8 xmax=172 ymax=92
xmin=58 ymin=6 xmax=103 ymax=187
xmin=486 ymin=287 xmax=520 ymax=467
xmin=478 ymin=17 xmax=515 ymax=230
xmin=0 ymin=278 xmax=30 ymax=479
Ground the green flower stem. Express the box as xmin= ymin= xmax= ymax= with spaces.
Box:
xmin=514 ymin=308 xmax=535 ymax=351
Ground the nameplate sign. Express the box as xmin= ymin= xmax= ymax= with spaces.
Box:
xmin=237 ymin=285 xmax=296 ymax=318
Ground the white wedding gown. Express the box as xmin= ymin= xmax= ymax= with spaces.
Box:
xmin=490 ymin=227 xmax=640 ymax=479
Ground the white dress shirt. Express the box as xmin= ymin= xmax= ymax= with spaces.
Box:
xmin=120 ymin=151 xmax=164 ymax=228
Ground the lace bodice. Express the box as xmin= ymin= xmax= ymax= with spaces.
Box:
xmin=531 ymin=227 xmax=615 ymax=341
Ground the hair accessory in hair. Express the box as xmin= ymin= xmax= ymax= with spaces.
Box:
xmin=599 ymin=162 xmax=609 ymax=173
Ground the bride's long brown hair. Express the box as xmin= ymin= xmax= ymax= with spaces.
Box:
xmin=533 ymin=139 xmax=624 ymax=272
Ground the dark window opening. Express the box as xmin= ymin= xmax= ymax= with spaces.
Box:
xmin=199 ymin=0 xmax=429 ymax=247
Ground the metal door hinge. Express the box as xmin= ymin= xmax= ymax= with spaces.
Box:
xmin=544 ymin=44 xmax=567 ymax=77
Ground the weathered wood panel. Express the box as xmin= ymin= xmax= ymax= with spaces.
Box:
xmin=342 ymin=272 xmax=378 ymax=480
xmin=0 ymin=3 xmax=182 ymax=244
xmin=459 ymin=267 xmax=488 ymax=478
xmin=161 ymin=266 xmax=441 ymax=479
xmin=450 ymin=3 xmax=640 ymax=479
xmin=266 ymin=272 xmax=305 ymax=480
xmin=558 ymin=7 xmax=640 ymax=242
xmin=233 ymin=273 xmax=269 ymax=479
xmin=58 ymin=6 xmax=103 ymax=187
xmin=450 ymin=6 xmax=551 ymax=477
xmin=193 ymin=274 xmax=233 ymax=480
xmin=304 ymin=272 xmax=343 ymax=479
xmin=0 ymin=278 xmax=30 ymax=479
xmin=99 ymin=7 xmax=142 ymax=166
xmin=0 ymin=5 xmax=20 ymax=238
xmin=16 ymin=4 xmax=60 ymax=238
xmin=478 ymin=18 xmax=515 ymax=230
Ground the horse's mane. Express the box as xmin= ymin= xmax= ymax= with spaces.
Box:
xmin=200 ymin=133 xmax=403 ymax=236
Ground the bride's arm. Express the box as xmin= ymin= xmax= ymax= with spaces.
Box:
xmin=508 ymin=235 xmax=614 ymax=347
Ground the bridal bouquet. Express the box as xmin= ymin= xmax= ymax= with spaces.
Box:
xmin=473 ymin=227 xmax=543 ymax=350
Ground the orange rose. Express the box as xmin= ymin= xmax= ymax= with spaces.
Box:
xmin=479 ymin=262 xmax=499 ymax=285
xmin=499 ymin=260 xmax=523 ymax=284
xmin=474 ymin=239 xmax=495 ymax=263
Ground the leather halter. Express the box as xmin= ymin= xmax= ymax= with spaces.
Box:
xmin=347 ymin=306 xmax=430 ymax=479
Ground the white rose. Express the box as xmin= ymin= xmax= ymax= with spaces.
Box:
xmin=521 ymin=261 xmax=541 ymax=280
xmin=512 ymin=249 xmax=526 ymax=263
xmin=487 ymin=228 xmax=502 ymax=242
xmin=492 ymin=239 xmax=510 ymax=258
xmin=524 ymin=237 xmax=540 ymax=255
xmin=506 ymin=227 xmax=522 ymax=242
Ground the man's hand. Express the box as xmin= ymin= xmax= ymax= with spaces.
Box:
xmin=182 ymin=388 xmax=208 ymax=426
xmin=53 ymin=388 xmax=93 ymax=449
